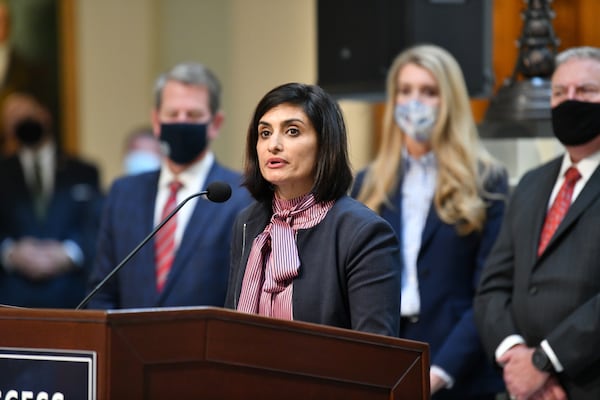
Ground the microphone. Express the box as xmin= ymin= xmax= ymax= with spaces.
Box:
xmin=205 ymin=181 xmax=231 ymax=203
xmin=76 ymin=181 xmax=232 ymax=310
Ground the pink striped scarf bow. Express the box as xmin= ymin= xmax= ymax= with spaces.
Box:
xmin=237 ymin=193 xmax=332 ymax=315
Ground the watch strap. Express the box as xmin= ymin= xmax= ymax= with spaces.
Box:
xmin=532 ymin=346 xmax=555 ymax=373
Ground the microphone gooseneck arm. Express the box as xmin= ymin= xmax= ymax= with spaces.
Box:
xmin=76 ymin=190 xmax=208 ymax=310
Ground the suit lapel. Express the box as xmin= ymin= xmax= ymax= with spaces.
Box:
xmin=157 ymin=164 xmax=223 ymax=301
xmin=11 ymin=157 xmax=29 ymax=195
xmin=142 ymin=172 xmax=160 ymax=303
xmin=9 ymin=156 xmax=34 ymax=203
xmin=134 ymin=173 xmax=161 ymax=305
xmin=539 ymin=164 xmax=600 ymax=260
xmin=7 ymin=157 xmax=39 ymax=228
xmin=382 ymin=175 xmax=440 ymax=260
xmin=169 ymin=165 xmax=223 ymax=268
xmin=523 ymin=161 xmax=560 ymax=269
xmin=419 ymin=205 xmax=442 ymax=253
xmin=381 ymin=180 xmax=402 ymax=242
xmin=172 ymin=197 xmax=211 ymax=262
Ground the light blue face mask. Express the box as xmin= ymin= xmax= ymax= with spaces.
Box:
xmin=394 ymin=99 xmax=438 ymax=143
xmin=123 ymin=150 xmax=161 ymax=175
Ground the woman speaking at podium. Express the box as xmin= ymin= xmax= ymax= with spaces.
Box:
xmin=225 ymin=82 xmax=401 ymax=337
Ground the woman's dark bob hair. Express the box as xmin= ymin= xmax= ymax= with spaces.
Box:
xmin=243 ymin=82 xmax=353 ymax=203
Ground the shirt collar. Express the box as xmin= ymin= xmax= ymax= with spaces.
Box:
xmin=158 ymin=151 xmax=214 ymax=191
xmin=560 ymin=148 xmax=600 ymax=183
xmin=19 ymin=140 xmax=55 ymax=167
xmin=402 ymin=146 xmax=437 ymax=170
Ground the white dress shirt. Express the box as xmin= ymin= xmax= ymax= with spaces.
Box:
xmin=154 ymin=152 xmax=214 ymax=250
xmin=400 ymin=149 xmax=437 ymax=317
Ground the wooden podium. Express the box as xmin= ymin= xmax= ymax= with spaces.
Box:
xmin=0 ymin=306 xmax=429 ymax=399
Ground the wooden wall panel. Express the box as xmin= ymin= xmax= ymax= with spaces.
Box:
xmin=59 ymin=0 xmax=78 ymax=154
xmin=553 ymin=0 xmax=600 ymax=49
xmin=577 ymin=0 xmax=600 ymax=46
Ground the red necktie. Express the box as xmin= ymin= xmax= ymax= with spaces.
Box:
xmin=537 ymin=167 xmax=581 ymax=256
xmin=155 ymin=181 xmax=182 ymax=291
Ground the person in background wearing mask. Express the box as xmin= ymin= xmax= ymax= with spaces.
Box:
xmin=86 ymin=62 xmax=252 ymax=309
xmin=0 ymin=1 xmax=47 ymax=156
xmin=0 ymin=92 xmax=102 ymax=308
xmin=122 ymin=125 xmax=162 ymax=175
xmin=352 ymin=45 xmax=508 ymax=399
xmin=475 ymin=46 xmax=600 ymax=400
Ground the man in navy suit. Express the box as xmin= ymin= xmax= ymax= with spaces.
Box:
xmin=0 ymin=93 xmax=102 ymax=308
xmin=86 ymin=62 xmax=251 ymax=309
xmin=475 ymin=46 xmax=600 ymax=400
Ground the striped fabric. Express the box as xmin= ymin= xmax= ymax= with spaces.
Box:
xmin=155 ymin=180 xmax=182 ymax=291
xmin=237 ymin=193 xmax=333 ymax=319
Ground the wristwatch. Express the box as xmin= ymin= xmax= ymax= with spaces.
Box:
xmin=532 ymin=347 xmax=555 ymax=373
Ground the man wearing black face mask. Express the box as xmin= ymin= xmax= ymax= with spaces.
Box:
xmin=475 ymin=46 xmax=600 ymax=400
xmin=86 ymin=62 xmax=252 ymax=310
xmin=0 ymin=92 xmax=102 ymax=308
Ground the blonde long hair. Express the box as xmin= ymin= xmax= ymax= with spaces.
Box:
xmin=356 ymin=44 xmax=504 ymax=234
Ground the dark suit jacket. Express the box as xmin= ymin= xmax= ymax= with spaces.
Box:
xmin=352 ymin=168 xmax=507 ymax=399
xmin=225 ymin=196 xmax=402 ymax=337
xmin=86 ymin=161 xmax=252 ymax=309
xmin=0 ymin=152 xmax=101 ymax=308
xmin=475 ymin=156 xmax=600 ymax=400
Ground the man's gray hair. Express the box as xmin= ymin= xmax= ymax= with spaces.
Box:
xmin=555 ymin=46 xmax=600 ymax=68
xmin=153 ymin=62 xmax=221 ymax=115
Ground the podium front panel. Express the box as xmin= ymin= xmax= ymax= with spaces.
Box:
xmin=0 ymin=307 xmax=429 ymax=399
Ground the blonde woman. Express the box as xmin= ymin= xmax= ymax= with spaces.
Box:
xmin=352 ymin=44 xmax=507 ymax=400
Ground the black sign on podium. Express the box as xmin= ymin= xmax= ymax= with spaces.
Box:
xmin=0 ymin=348 xmax=96 ymax=400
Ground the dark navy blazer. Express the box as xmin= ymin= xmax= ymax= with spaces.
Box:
xmin=0 ymin=153 xmax=102 ymax=308
xmin=352 ymin=168 xmax=507 ymax=399
xmin=86 ymin=161 xmax=252 ymax=309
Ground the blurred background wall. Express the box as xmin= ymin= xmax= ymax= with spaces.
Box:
xmin=18 ymin=0 xmax=600 ymax=190
xmin=73 ymin=0 xmax=354 ymax=189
